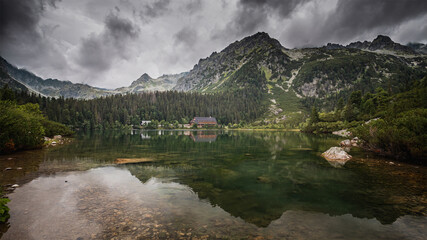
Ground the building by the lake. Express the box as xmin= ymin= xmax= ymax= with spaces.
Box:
xmin=190 ymin=117 xmax=218 ymax=128
xmin=140 ymin=120 xmax=151 ymax=126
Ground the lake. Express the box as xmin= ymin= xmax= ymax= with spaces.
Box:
xmin=0 ymin=130 xmax=426 ymax=239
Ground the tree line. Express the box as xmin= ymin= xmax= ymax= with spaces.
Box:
xmin=8 ymin=87 xmax=267 ymax=131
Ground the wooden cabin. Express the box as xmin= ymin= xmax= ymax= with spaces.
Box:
xmin=190 ymin=117 xmax=218 ymax=127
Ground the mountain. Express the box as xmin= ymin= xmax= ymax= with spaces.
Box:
xmin=0 ymin=56 xmax=187 ymax=98
xmin=407 ymin=42 xmax=427 ymax=54
xmin=346 ymin=35 xmax=417 ymax=55
xmin=1 ymin=33 xmax=426 ymax=121
xmin=0 ymin=63 xmax=29 ymax=93
xmin=174 ymin=32 xmax=290 ymax=92
xmin=0 ymin=56 xmax=116 ymax=99
xmin=116 ymin=72 xmax=187 ymax=93
xmin=172 ymin=33 xmax=427 ymax=122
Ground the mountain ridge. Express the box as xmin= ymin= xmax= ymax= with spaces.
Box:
xmin=1 ymin=33 xmax=426 ymax=103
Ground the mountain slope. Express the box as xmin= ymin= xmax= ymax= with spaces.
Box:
xmin=174 ymin=32 xmax=292 ymax=92
xmin=172 ymin=33 xmax=427 ymax=123
xmin=0 ymin=56 xmax=117 ymax=99
xmin=0 ymin=65 xmax=29 ymax=93
xmin=116 ymin=72 xmax=187 ymax=93
xmin=1 ymin=33 xmax=426 ymax=120
xmin=0 ymin=57 xmax=187 ymax=99
xmin=346 ymin=35 xmax=417 ymax=55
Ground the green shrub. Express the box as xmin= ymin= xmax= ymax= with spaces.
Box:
xmin=353 ymin=108 xmax=427 ymax=161
xmin=0 ymin=101 xmax=45 ymax=152
xmin=0 ymin=198 xmax=10 ymax=223
xmin=42 ymin=119 xmax=74 ymax=137
xmin=0 ymin=100 xmax=73 ymax=153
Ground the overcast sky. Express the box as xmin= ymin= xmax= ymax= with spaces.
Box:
xmin=1 ymin=0 xmax=427 ymax=89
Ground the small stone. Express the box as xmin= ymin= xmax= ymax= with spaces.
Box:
xmin=340 ymin=139 xmax=352 ymax=147
xmin=5 ymin=167 xmax=12 ymax=171
xmin=53 ymin=135 xmax=62 ymax=139
xmin=17 ymin=167 xmax=22 ymax=170
xmin=65 ymin=180 xmax=68 ymax=183
xmin=7 ymin=158 xmax=13 ymax=160
xmin=12 ymin=184 xmax=19 ymax=188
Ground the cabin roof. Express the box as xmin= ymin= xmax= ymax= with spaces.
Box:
xmin=191 ymin=117 xmax=217 ymax=124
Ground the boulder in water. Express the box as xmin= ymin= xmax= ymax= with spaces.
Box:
xmin=321 ymin=147 xmax=352 ymax=166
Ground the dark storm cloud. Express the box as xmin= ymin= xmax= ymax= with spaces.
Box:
xmin=221 ymin=0 xmax=427 ymax=47
xmin=1 ymin=0 xmax=427 ymax=89
xmin=231 ymin=0 xmax=309 ymax=35
xmin=105 ymin=13 xmax=139 ymax=40
xmin=0 ymin=0 xmax=61 ymax=37
xmin=321 ymin=0 xmax=427 ymax=43
xmin=0 ymin=0 xmax=67 ymax=69
xmin=76 ymin=13 xmax=140 ymax=72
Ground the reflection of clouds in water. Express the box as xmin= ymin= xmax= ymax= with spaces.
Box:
xmin=3 ymin=167 xmax=426 ymax=239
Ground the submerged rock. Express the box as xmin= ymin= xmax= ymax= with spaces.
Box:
xmin=257 ymin=176 xmax=271 ymax=183
xmin=321 ymin=147 xmax=352 ymax=167
xmin=115 ymin=158 xmax=154 ymax=164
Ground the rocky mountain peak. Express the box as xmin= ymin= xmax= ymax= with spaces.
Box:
xmin=325 ymin=43 xmax=345 ymax=50
xmin=346 ymin=35 xmax=416 ymax=54
xmin=372 ymin=35 xmax=393 ymax=44
xmin=222 ymin=32 xmax=285 ymax=55
xmin=369 ymin=35 xmax=395 ymax=50
xmin=131 ymin=73 xmax=152 ymax=86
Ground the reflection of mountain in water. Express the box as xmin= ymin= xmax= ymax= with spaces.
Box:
xmin=190 ymin=131 xmax=217 ymax=143
xmin=122 ymin=131 xmax=426 ymax=227
xmin=25 ymin=130 xmax=425 ymax=228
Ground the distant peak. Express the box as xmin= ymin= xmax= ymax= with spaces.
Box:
xmin=253 ymin=32 xmax=270 ymax=38
xmin=139 ymin=73 xmax=151 ymax=80
xmin=235 ymin=31 xmax=284 ymax=50
xmin=130 ymin=73 xmax=152 ymax=86
xmin=372 ymin=35 xmax=393 ymax=43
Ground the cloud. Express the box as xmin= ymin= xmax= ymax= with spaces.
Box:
xmin=174 ymin=26 xmax=199 ymax=47
xmin=75 ymin=12 xmax=140 ymax=72
xmin=320 ymin=0 xmax=427 ymax=44
xmin=0 ymin=0 xmax=67 ymax=70
xmin=218 ymin=0 xmax=427 ymax=48
xmin=1 ymin=0 xmax=426 ymax=89
xmin=229 ymin=0 xmax=310 ymax=36
xmin=139 ymin=0 xmax=171 ymax=23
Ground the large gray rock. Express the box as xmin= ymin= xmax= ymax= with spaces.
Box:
xmin=321 ymin=147 xmax=352 ymax=167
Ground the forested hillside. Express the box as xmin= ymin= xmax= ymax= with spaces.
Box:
xmin=11 ymin=88 xmax=266 ymax=130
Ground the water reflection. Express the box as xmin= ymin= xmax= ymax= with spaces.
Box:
xmin=0 ymin=130 xmax=426 ymax=239
xmin=2 ymin=167 xmax=426 ymax=240
xmin=189 ymin=131 xmax=217 ymax=143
